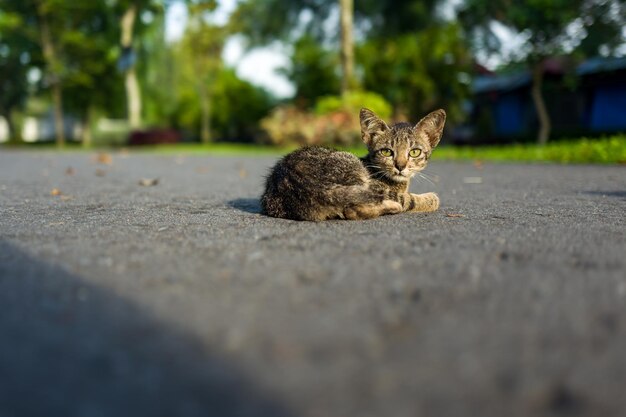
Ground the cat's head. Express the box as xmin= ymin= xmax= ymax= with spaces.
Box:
xmin=360 ymin=108 xmax=446 ymax=183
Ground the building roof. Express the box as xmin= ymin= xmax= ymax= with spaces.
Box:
xmin=577 ymin=57 xmax=626 ymax=75
xmin=474 ymin=57 xmax=626 ymax=94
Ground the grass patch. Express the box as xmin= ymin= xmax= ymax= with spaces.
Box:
xmin=132 ymin=142 xmax=295 ymax=155
xmin=3 ymin=136 xmax=625 ymax=164
xmin=433 ymin=136 xmax=626 ymax=164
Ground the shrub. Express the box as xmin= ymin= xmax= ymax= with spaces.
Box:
xmin=314 ymin=91 xmax=392 ymax=120
xmin=260 ymin=105 xmax=359 ymax=147
xmin=260 ymin=91 xmax=392 ymax=147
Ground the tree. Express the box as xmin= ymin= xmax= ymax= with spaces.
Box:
xmin=458 ymin=0 xmax=626 ymax=144
xmin=359 ymin=24 xmax=471 ymax=121
xmin=32 ymin=0 xmax=64 ymax=146
xmin=232 ymin=0 xmax=355 ymax=95
xmin=278 ymin=35 xmax=341 ymax=106
xmin=0 ymin=7 xmax=39 ymax=142
xmin=61 ymin=4 xmax=124 ymax=147
xmin=178 ymin=2 xmax=223 ymax=143
xmin=113 ymin=0 xmax=163 ymax=130
xmin=1 ymin=0 xmax=117 ymax=147
xmin=232 ymin=0 xmax=470 ymax=122
xmin=339 ymin=0 xmax=354 ymax=95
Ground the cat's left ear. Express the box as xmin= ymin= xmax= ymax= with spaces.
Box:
xmin=415 ymin=109 xmax=446 ymax=148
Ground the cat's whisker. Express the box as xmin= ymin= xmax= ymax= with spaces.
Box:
xmin=416 ymin=172 xmax=436 ymax=187
xmin=420 ymin=171 xmax=440 ymax=183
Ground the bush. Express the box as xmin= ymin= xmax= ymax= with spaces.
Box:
xmin=260 ymin=105 xmax=358 ymax=147
xmin=314 ymin=91 xmax=392 ymax=120
xmin=260 ymin=91 xmax=393 ymax=147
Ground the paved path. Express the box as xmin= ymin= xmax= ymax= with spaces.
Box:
xmin=1 ymin=150 xmax=625 ymax=417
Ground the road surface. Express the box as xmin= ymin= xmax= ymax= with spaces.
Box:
xmin=0 ymin=150 xmax=625 ymax=417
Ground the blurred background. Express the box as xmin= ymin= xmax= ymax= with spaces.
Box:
xmin=0 ymin=0 xmax=625 ymax=154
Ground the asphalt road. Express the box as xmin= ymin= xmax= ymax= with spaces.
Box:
xmin=0 ymin=150 xmax=625 ymax=417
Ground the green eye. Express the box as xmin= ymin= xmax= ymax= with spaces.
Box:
xmin=379 ymin=148 xmax=393 ymax=157
xmin=409 ymin=148 xmax=422 ymax=158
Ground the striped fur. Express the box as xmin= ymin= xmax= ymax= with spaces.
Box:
xmin=261 ymin=108 xmax=445 ymax=221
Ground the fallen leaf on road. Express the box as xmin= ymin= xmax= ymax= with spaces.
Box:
xmin=239 ymin=168 xmax=248 ymax=179
xmin=139 ymin=178 xmax=159 ymax=186
xmin=95 ymin=169 xmax=107 ymax=177
xmin=60 ymin=195 xmax=74 ymax=201
xmin=473 ymin=160 xmax=484 ymax=170
xmin=51 ymin=188 xmax=62 ymax=196
xmin=445 ymin=213 xmax=465 ymax=218
xmin=95 ymin=153 xmax=113 ymax=165
xmin=65 ymin=167 xmax=75 ymax=176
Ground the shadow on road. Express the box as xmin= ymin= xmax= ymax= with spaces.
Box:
xmin=0 ymin=240 xmax=291 ymax=417
xmin=583 ymin=190 xmax=626 ymax=200
xmin=228 ymin=198 xmax=262 ymax=214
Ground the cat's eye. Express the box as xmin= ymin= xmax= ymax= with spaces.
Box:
xmin=409 ymin=148 xmax=422 ymax=158
xmin=379 ymin=148 xmax=393 ymax=157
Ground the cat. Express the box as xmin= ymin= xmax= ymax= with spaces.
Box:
xmin=260 ymin=108 xmax=445 ymax=221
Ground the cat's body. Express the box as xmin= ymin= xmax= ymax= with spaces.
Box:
xmin=261 ymin=108 xmax=446 ymax=221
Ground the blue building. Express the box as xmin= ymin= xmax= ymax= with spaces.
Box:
xmin=463 ymin=57 xmax=626 ymax=143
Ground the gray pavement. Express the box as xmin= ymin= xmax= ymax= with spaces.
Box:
xmin=0 ymin=150 xmax=625 ymax=417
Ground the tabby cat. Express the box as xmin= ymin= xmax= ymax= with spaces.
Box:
xmin=260 ymin=108 xmax=445 ymax=221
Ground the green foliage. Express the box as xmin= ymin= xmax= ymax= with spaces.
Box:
xmin=355 ymin=0 xmax=443 ymax=37
xmin=279 ymin=34 xmax=340 ymax=106
xmin=261 ymin=104 xmax=365 ymax=147
xmin=210 ymin=69 xmax=274 ymax=141
xmin=435 ymin=136 xmax=626 ymax=164
xmin=315 ymin=91 xmax=391 ymax=120
xmin=358 ymin=24 xmax=471 ymax=122
xmin=0 ymin=5 xmax=39 ymax=140
xmin=173 ymin=68 xmax=274 ymax=141
xmin=261 ymin=91 xmax=391 ymax=147
xmin=459 ymin=0 xmax=626 ymax=61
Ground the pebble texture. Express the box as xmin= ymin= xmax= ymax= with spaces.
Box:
xmin=0 ymin=150 xmax=625 ymax=417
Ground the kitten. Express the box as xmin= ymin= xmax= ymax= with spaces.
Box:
xmin=260 ymin=108 xmax=445 ymax=221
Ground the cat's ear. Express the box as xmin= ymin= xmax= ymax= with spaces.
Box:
xmin=415 ymin=109 xmax=446 ymax=148
xmin=360 ymin=108 xmax=389 ymax=146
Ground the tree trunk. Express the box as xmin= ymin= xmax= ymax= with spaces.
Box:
xmin=339 ymin=0 xmax=354 ymax=96
xmin=125 ymin=67 xmax=142 ymax=129
xmin=199 ymin=85 xmax=211 ymax=144
xmin=531 ymin=63 xmax=551 ymax=145
xmin=39 ymin=9 xmax=65 ymax=147
xmin=82 ymin=104 xmax=94 ymax=148
xmin=51 ymin=83 xmax=65 ymax=147
xmin=121 ymin=4 xmax=141 ymax=129
xmin=2 ymin=111 xmax=15 ymax=144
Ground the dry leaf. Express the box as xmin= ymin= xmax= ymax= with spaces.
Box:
xmin=139 ymin=178 xmax=159 ymax=186
xmin=60 ymin=195 xmax=74 ymax=201
xmin=95 ymin=169 xmax=107 ymax=177
xmin=50 ymin=188 xmax=62 ymax=196
xmin=195 ymin=166 xmax=210 ymax=174
xmin=239 ymin=168 xmax=248 ymax=179
xmin=95 ymin=153 xmax=113 ymax=165
xmin=65 ymin=167 xmax=75 ymax=176
xmin=445 ymin=213 xmax=465 ymax=218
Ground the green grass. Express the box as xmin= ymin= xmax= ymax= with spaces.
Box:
xmin=134 ymin=142 xmax=296 ymax=155
xmin=433 ymin=136 xmax=626 ymax=164
xmin=3 ymin=135 xmax=625 ymax=164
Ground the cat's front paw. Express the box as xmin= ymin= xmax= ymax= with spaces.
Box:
xmin=423 ymin=192 xmax=440 ymax=212
xmin=410 ymin=192 xmax=439 ymax=212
